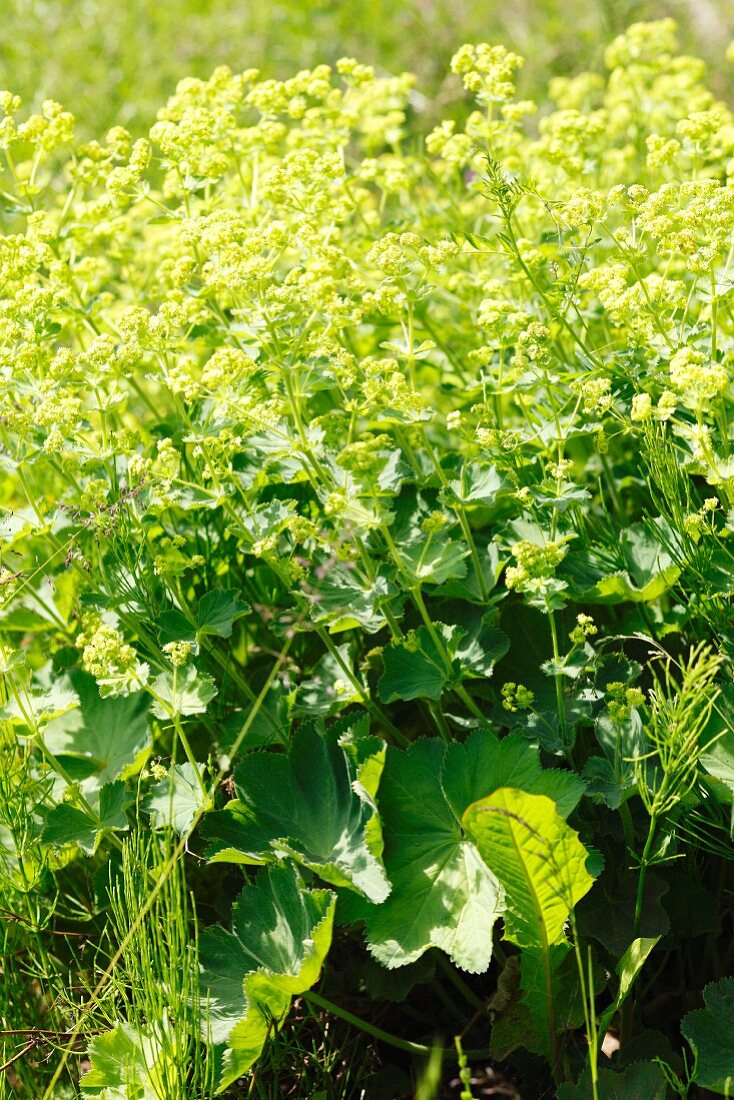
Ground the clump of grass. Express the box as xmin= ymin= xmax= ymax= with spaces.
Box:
xmin=102 ymin=831 xmax=216 ymax=1100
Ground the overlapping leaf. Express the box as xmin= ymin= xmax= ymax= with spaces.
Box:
xmin=158 ymin=588 xmax=250 ymax=645
xmin=306 ymin=563 xmax=398 ymax=634
xmin=81 ymin=1023 xmax=167 ymax=1098
xmin=400 ymin=535 xmax=469 ymax=584
xmin=357 ymin=737 xmax=500 ymax=972
xmin=682 ymin=978 xmax=734 ymax=1095
xmin=151 ymin=664 xmax=218 ymax=718
xmin=144 ymin=762 xmax=212 ymax=833
xmin=378 ymin=625 xmax=455 ymax=702
xmin=463 ymin=787 xmax=595 ymax=948
xmin=199 ymin=865 xmax=335 ymax=1092
xmin=43 ymin=671 xmax=151 ymax=791
xmin=41 ymin=780 xmax=129 ymax=855
xmin=463 ymin=786 xmax=596 ymax=1058
xmin=563 ymin=521 xmax=680 ymax=604
xmin=583 ymin=710 xmax=646 ymax=809
xmin=447 ymin=462 xmax=506 ymax=506
xmin=378 ymin=622 xmax=508 ymax=703
xmin=360 ymin=731 xmax=584 ymax=973
xmin=205 ymin=722 xmax=389 ymax=902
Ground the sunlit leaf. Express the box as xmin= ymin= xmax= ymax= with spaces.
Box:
xmin=199 ymin=865 xmax=335 ymax=1092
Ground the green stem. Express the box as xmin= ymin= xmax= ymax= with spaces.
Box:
xmin=587 ymin=948 xmax=600 ymax=1100
xmin=541 ymin=941 xmax=563 ymax=1083
xmin=547 ymin=608 xmax=568 ymax=749
xmin=313 ymin=625 xmax=409 ymax=747
xmin=412 ymin=587 xmax=485 ymax=723
xmin=633 ymin=816 xmax=658 ymax=938
xmin=144 ymin=676 xmax=208 ymax=800
xmin=421 ymin=436 xmax=490 ymax=603
xmin=437 ymin=955 xmax=487 ymax=1013
xmin=619 ymin=800 xmax=635 ymax=855
xmin=570 ymin=913 xmax=599 ymax=1100
xmin=599 ymin=452 xmax=623 ymax=521
xmin=171 ymin=713 xmax=209 ymax=799
xmin=303 ymin=991 xmax=491 ymax=1060
xmin=500 ymin=207 xmax=604 ymax=369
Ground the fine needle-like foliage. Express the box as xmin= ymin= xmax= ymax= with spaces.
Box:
xmin=81 ymin=831 xmax=216 ymax=1099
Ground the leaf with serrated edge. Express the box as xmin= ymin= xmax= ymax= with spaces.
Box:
xmin=81 ymin=1020 xmax=184 ymax=1097
xmin=205 ymin=722 xmax=389 ymax=902
xmin=199 ymin=865 xmax=335 ymax=1092
xmin=151 ymin=664 xmax=217 ymax=718
xmin=81 ymin=1023 xmax=149 ymax=1096
xmin=42 ymin=780 xmax=128 ymax=855
xmin=449 ymin=463 xmax=505 ymax=505
xmin=464 ymin=787 xmax=596 ymax=1063
xmin=378 ymin=624 xmax=460 ymax=703
xmin=400 ymin=537 xmax=468 ymax=585
xmin=196 ymin=588 xmax=250 ymax=638
xmin=359 ymin=732 xmax=584 ymax=973
xmin=682 ymin=978 xmax=734 ymax=1094
xmin=307 ymin=566 xmax=394 ymax=635
xmin=360 ymin=738 xmax=503 ymax=973
xmin=441 ymin=731 xmax=584 ymax=824
xmin=43 ymin=671 xmax=150 ymax=792
xmin=144 ymin=762 xmax=211 ymax=834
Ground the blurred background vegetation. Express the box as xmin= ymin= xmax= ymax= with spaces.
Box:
xmin=2 ymin=0 xmax=734 ymax=137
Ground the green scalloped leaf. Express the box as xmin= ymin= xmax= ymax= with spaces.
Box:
xmin=196 ymin=588 xmax=250 ymax=639
xmin=43 ymin=671 xmax=151 ymax=792
xmin=447 ymin=462 xmax=506 ymax=506
xmin=205 ymin=722 xmax=389 ymax=902
xmin=42 ymin=781 xmax=129 ymax=856
xmin=378 ymin=620 xmax=508 ymax=703
xmin=358 ymin=737 xmax=503 ymax=973
xmin=378 ymin=625 xmax=455 ymax=702
xmin=306 ymin=565 xmax=396 ymax=635
xmin=400 ymin=536 xmax=469 ymax=585
xmin=143 ymin=762 xmax=212 ymax=834
xmin=199 ymin=865 xmax=335 ymax=1092
xmin=356 ymin=732 xmax=584 ymax=974
xmin=150 ymin=665 xmax=217 ymax=718
xmin=441 ymin=731 xmax=584 ymax=823
xmin=81 ymin=1023 xmax=154 ymax=1097
xmin=682 ymin=977 xmax=734 ymax=1094
xmin=563 ymin=522 xmax=680 ymax=604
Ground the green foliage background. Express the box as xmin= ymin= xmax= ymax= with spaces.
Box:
xmin=3 ymin=0 xmax=734 ymax=137
xmin=4 ymin=2 xmax=734 ymax=1097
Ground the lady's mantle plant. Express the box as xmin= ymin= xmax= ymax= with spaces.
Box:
xmin=2 ymin=18 xmax=734 ymax=1098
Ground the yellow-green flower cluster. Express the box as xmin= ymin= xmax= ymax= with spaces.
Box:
xmin=669 ymin=347 xmax=728 ymax=403
xmin=505 ymin=539 xmax=569 ymax=610
xmin=0 ymin=17 xmax=733 ymax=729
xmin=450 ymin=43 xmax=524 ymax=105
xmin=76 ymin=617 xmax=148 ymax=697
xmin=501 ymin=682 xmax=535 ymax=712
xmin=607 ymin=682 xmax=646 ymax=723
